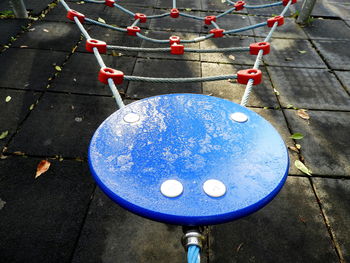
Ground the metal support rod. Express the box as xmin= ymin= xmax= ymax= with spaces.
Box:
xmin=9 ymin=0 xmax=28 ymax=18
xmin=296 ymin=0 xmax=316 ymax=24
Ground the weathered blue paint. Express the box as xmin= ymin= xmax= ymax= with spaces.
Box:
xmin=88 ymin=94 xmax=289 ymax=225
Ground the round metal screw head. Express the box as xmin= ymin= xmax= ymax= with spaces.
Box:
xmin=230 ymin=112 xmax=248 ymax=123
xmin=203 ymin=179 xmax=226 ymax=197
xmin=160 ymin=180 xmax=184 ymax=198
xmin=123 ymin=113 xmax=140 ymax=123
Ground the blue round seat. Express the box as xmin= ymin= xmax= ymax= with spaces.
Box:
xmin=88 ymin=94 xmax=289 ymax=225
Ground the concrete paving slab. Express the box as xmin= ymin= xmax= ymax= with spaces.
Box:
xmin=0 ymin=48 xmax=68 ymax=90
xmin=213 ymin=13 xmax=252 ymax=36
xmin=156 ymin=0 xmax=201 ymax=10
xmin=263 ymin=38 xmax=327 ymax=68
xmin=25 ymin=0 xmax=53 ymax=15
xmin=209 ymin=177 xmax=338 ymax=262
xmin=0 ymin=156 xmax=95 ymax=263
xmin=312 ymin=177 xmax=350 ymax=262
xmin=250 ymin=16 xmax=308 ymax=39
xmin=127 ymin=58 xmax=202 ymax=99
xmin=51 ymin=52 xmax=135 ymax=96
xmin=0 ymin=18 xmax=29 ymax=47
xmin=246 ymin=0 xmax=295 ymax=17
xmin=199 ymin=36 xmax=256 ymax=65
xmin=312 ymin=40 xmax=350 ymax=70
xmin=334 ymin=70 xmax=350 ymax=93
xmin=119 ymin=0 xmax=157 ymax=8
xmin=202 ymin=0 xmax=241 ymax=12
xmin=201 ymin=63 xmax=279 ymax=108
xmin=7 ymin=93 xmax=117 ymax=158
xmin=302 ymin=18 xmax=350 ymax=40
xmin=140 ymin=30 xmax=200 ymax=61
xmin=283 ymin=110 xmax=350 ymax=177
xmin=267 ymin=67 xmax=350 ymax=111
xmin=12 ymin=21 xmax=81 ymax=52
xmin=71 ymin=188 xmax=201 ymax=263
xmin=0 ymin=88 xmax=41 ymax=149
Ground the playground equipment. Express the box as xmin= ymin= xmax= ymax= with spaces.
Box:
xmin=59 ymin=0 xmax=297 ymax=262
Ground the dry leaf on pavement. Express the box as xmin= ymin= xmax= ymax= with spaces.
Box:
xmin=297 ymin=109 xmax=310 ymax=120
xmin=35 ymin=160 xmax=51 ymax=179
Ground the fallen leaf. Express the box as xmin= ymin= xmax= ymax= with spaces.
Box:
xmin=13 ymin=151 xmax=25 ymax=156
xmin=288 ymin=146 xmax=299 ymax=153
xmin=28 ymin=28 xmax=35 ymax=31
xmin=296 ymin=144 xmax=301 ymax=149
xmin=185 ymin=8 xmax=192 ymax=11
xmin=43 ymin=28 xmax=49 ymax=33
xmin=236 ymin=243 xmax=244 ymax=253
xmin=295 ymin=160 xmax=312 ymax=175
xmin=111 ymin=50 xmax=122 ymax=57
xmin=229 ymin=55 xmax=235 ymax=60
xmin=286 ymin=104 xmax=294 ymax=109
xmin=55 ymin=65 xmax=62 ymax=71
xmin=35 ymin=160 xmax=51 ymax=178
xmin=5 ymin=96 xmax=11 ymax=102
xmin=273 ymin=88 xmax=280 ymax=95
xmin=298 ymin=50 xmax=307 ymax=54
xmin=285 ymin=57 xmax=293 ymax=61
xmin=29 ymin=104 xmax=34 ymax=110
xmin=297 ymin=109 xmax=310 ymax=120
xmin=20 ymin=45 xmax=28 ymax=48
xmin=0 ymin=131 xmax=8 ymax=140
xmin=290 ymin=133 xmax=304 ymax=140
xmin=98 ymin=17 xmax=106 ymax=24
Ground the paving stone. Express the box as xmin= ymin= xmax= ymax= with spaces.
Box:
xmin=7 ymin=93 xmax=117 ymax=158
xmin=71 ymin=188 xmax=205 ymax=263
xmin=246 ymin=0 xmax=295 ymax=17
xmin=201 ymin=63 xmax=279 ymax=108
xmin=156 ymin=0 xmax=201 ymax=10
xmin=51 ymin=52 xmax=135 ymax=96
xmin=250 ymin=16 xmax=308 ymax=39
xmin=312 ymin=177 xmax=350 ymax=262
xmin=118 ymin=0 xmax=157 ymax=7
xmin=199 ymin=36 xmax=255 ymax=65
xmin=209 ymin=176 xmax=338 ymax=263
xmin=0 ymin=89 xmax=41 ymax=149
xmin=12 ymin=21 xmax=81 ymax=52
xmin=139 ymin=30 xmax=200 ymax=61
xmin=0 ymin=48 xmax=68 ymax=90
xmin=268 ymin=67 xmax=350 ymax=110
xmin=24 ymin=0 xmax=54 ymax=15
xmin=311 ymin=1 xmax=350 ymax=20
xmin=262 ymin=38 xmax=327 ymax=68
xmin=127 ymin=58 xmax=202 ymax=99
xmin=0 ymin=19 xmax=29 ymax=47
xmin=334 ymin=70 xmax=350 ymax=93
xmin=312 ymin=40 xmax=350 ymax=70
xmin=0 ymin=156 xmax=95 ymax=263
xmin=302 ymin=18 xmax=350 ymax=40
xmin=283 ymin=110 xmax=350 ymax=177
xmin=202 ymin=0 xmax=242 ymax=12
xmin=213 ymin=13 xmax=252 ymax=36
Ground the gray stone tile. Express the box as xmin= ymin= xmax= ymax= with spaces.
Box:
xmin=283 ymin=110 xmax=350 ymax=177
xmin=313 ymin=2 xmax=350 ymax=20
xmin=0 ymin=89 xmax=41 ymax=149
xmin=268 ymin=67 xmax=350 ymax=110
xmin=313 ymin=40 xmax=350 ymax=70
xmin=12 ymin=21 xmax=81 ymax=52
xmin=263 ymin=38 xmax=327 ymax=68
xmin=302 ymin=18 xmax=350 ymax=40
xmin=7 ymin=93 xmax=117 ymax=158
xmin=199 ymin=36 xmax=255 ymax=65
xmin=0 ymin=156 xmax=95 ymax=263
xmin=156 ymin=0 xmax=201 ymax=10
xmin=334 ymin=70 xmax=350 ymax=93
xmin=119 ymin=0 xmax=157 ymax=7
xmin=0 ymin=48 xmax=68 ymax=90
xmin=201 ymin=63 xmax=279 ymax=108
xmin=214 ymin=13 xmax=252 ymax=36
xmin=71 ymin=188 xmax=205 ymax=263
xmin=127 ymin=58 xmax=202 ymax=99
xmin=202 ymin=0 xmax=240 ymax=12
xmin=25 ymin=0 xmax=54 ymax=15
xmin=140 ymin=30 xmax=200 ymax=61
xmin=250 ymin=16 xmax=308 ymax=39
xmin=51 ymin=52 xmax=135 ymax=96
xmin=246 ymin=0 xmax=295 ymax=17
xmin=209 ymin=177 xmax=338 ymax=263
xmin=312 ymin=177 xmax=350 ymax=262
xmin=0 ymin=19 xmax=29 ymax=47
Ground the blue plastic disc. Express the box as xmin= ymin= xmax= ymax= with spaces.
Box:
xmin=88 ymin=94 xmax=289 ymax=225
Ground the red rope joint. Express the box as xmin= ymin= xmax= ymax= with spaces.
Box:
xmin=210 ymin=29 xmax=224 ymax=38
xmin=169 ymin=36 xmax=181 ymax=45
xmin=98 ymin=67 xmax=124 ymax=84
xmin=250 ymin=42 xmax=270 ymax=55
xmin=105 ymin=0 xmax=115 ymax=7
xmin=170 ymin=44 xmax=184 ymax=55
xmin=235 ymin=1 xmax=245 ymax=11
xmin=282 ymin=0 xmax=297 ymax=6
xmin=127 ymin=26 xmax=141 ymax=36
xmin=267 ymin=16 xmax=284 ymax=27
xmin=86 ymin=39 xmax=107 ymax=54
xmin=67 ymin=9 xmax=85 ymax=23
xmin=170 ymin=8 xmax=180 ymax=18
xmin=204 ymin=16 xmax=216 ymax=25
xmin=134 ymin=13 xmax=147 ymax=23
xmin=237 ymin=69 xmax=262 ymax=85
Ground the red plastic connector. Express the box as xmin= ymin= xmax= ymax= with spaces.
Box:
xmin=204 ymin=16 xmax=216 ymax=25
xmin=282 ymin=0 xmax=297 ymax=6
xmin=237 ymin=69 xmax=262 ymax=85
xmin=249 ymin=42 xmax=270 ymax=55
xmin=170 ymin=8 xmax=179 ymax=18
xmin=98 ymin=67 xmax=124 ymax=84
xmin=134 ymin=13 xmax=147 ymax=23
xmin=210 ymin=29 xmax=224 ymax=38
xmin=105 ymin=0 xmax=115 ymax=7
xmin=170 ymin=44 xmax=184 ymax=55
xmin=169 ymin=36 xmax=181 ymax=45
xmin=234 ymin=1 xmax=245 ymax=11
xmin=86 ymin=39 xmax=107 ymax=54
xmin=267 ymin=16 xmax=284 ymax=27
xmin=127 ymin=26 xmax=141 ymax=36
xmin=66 ymin=9 xmax=85 ymax=23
